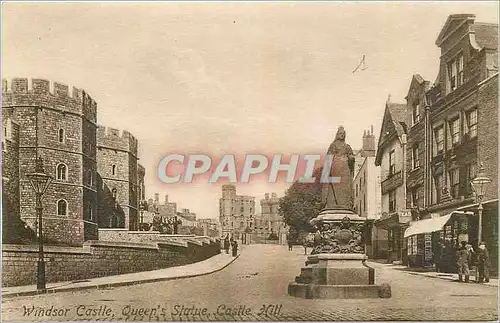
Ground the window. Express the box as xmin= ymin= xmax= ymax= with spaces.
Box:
xmin=449 ymin=168 xmax=459 ymax=198
xmin=412 ymin=144 xmax=420 ymax=169
xmin=58 ymin=129 xmax=65 ymax=143
xmin=112 ymin=165 xmax=116 ymax=175
xmin=466 ymin=109 xmax=477 ymax=138
xmin=449 ymin=118 xmax=460 ymax=145
xmin=56 ymin=163 xmax=67 ymax=181
xmin=434 ymin=126 xmax=444 ymax=154
xmin=57 ymin=199 xmax=67 ymax=216
xmin=88 ymin=201 xmax=93 ymax=221
xmin=356 ymin=184 xmax=358 ymax=197
xmin=389 ymin=150 xmax=395 ymax=176
xmin=412 ymin=102 xmax=420 ymax=125
xmin=240 ymin=207 xmax=244 ymax=213
xmin=433 ymin=174 xmax=443 ymax=204
xmin=110 ymin=215 xmax=119 ymax=228
xmin=112 ymin=188 xmax=117 ymax=199
xmin=465 ymin=163 xmax=477 ymax=195
xmin=87 ymin=170 xmax=93 ymax=186
xmin=389 ymin=190 xmax=396 ymax=213
xmin=447 ymin=53 xmax=464 ymax=92
xmin=411 ymin=189 xmax=419 ymax=208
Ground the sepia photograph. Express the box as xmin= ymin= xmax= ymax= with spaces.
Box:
xmin=1 ymin=1 xmax=499 ymax=322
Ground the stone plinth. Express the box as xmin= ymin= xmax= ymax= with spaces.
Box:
xmin=288 ymin=253 xmax=391 ymax=299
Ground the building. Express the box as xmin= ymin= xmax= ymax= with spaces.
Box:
xmin=96 ymin=126 xmax=140 ymax=231
xmin=2 ymin=78 xmax=98 ymax=246
xmin=2 ymin=77 xmax=144 ymax=245
xmin=404 ymin=14 xmax=498 ymax=270
xmin=248 ymin=193 xmax=287 ymax=244
xmin=219 ymin=184 xmax=255 ymax=240
xmin=352 ymin=127 xmax=385 ymax=258
xmin=374 ymin=98 xmax=413 ymax=264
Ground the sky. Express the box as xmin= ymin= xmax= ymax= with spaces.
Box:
xmin=2 ymin=2 xmax=498 ymax=219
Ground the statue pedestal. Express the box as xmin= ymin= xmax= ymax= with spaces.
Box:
xmin=288 ymin=253 xmax=391 ymax=299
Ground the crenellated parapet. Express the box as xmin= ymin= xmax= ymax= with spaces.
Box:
xmin=97 ymin=125 xmax=138 ymax=155
xmin=2 ymin=78 xmax=97 ymax=123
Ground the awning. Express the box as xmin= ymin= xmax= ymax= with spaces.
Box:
xmin=403 ymin=213 xmax=453 ymax=238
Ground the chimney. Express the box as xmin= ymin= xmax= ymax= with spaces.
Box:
xmin=154 ymin=193 xmax=159 ymax=204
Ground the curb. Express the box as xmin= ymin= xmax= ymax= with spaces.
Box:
xmin=2 ymin=254 xmax=240 ymax=299
xmin=402 ymin=271 xmax=498 ymax=287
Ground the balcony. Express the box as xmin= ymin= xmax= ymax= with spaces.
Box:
xmin=382 ymin=171 xmax=403 ymax=194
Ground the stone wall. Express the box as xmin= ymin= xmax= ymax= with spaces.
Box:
xmin=2 ymin=237 xmax=221 ymax=287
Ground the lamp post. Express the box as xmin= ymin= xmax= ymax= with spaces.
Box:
xmin=26 ymin=157 xmax=53 ymax=293
xmin=470 ymin=163 xmax=491 ymax=246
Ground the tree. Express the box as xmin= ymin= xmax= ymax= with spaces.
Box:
xmin=278 ymin=167 xmax=324 ymax=238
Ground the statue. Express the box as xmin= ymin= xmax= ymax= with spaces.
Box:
xmin=321 ymin=126 xmax=355 ymax=210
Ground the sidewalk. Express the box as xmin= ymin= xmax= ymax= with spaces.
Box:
xmin=2 ymin=252 xmax=239 ymax=298
xmin=370 ymin=261 xmax=498 ymax=287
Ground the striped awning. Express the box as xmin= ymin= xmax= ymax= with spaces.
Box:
xmin=403 ymin=213 xmax=453 ymax=238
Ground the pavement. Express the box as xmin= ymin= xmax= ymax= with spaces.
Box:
xmin=2 ymin=251 xmax=239 ymax=299
xmin=371 ymin=262 xmax=499 ymax=287
xmin=2 ymin=245 xmax=498 ymax=321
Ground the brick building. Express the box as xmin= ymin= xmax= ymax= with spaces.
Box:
xmin=2 ymin=78 xmax=98 ymax=246
xmin=404 ymin=14 xmax=498 ymax=269
xmin=219 ymin=184 xmax=255 ymax=240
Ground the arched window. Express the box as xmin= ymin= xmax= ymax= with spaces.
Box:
xmin=58 ymin=129 xmax=65 ymax=143
xmin=112 ymin=165 xmax=116 ymax=175
xmin=56 ymin=163 xmax=67 ymax=181
xmin=112 ymin=188 xmax=117 ymax=199
xmin=57 ymin=199 xmax=67 ymax=216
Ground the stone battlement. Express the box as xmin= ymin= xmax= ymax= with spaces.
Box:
xmin=97 ymin=125 xmax=138 ymax=154
xmin=2 ymin=78 xmax=97 ymax=122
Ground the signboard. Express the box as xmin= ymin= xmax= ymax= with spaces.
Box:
xmin=424 ymin=233 xmax=432 ymax=260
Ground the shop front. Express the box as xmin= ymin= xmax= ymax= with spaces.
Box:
xmin=404 ymin=211 xmax=475 ymax=271
xmin=374 ymin=211 xmax=412 ymax=265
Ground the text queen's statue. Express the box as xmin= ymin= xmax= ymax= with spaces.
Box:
xmin=321 ymin=126 xmax=356 ymax=210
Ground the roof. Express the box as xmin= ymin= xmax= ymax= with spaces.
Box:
xmin=375 ymin=101 xmax=407 ymax=165
xmin=473 ymin=23 xmax=498 ymax=50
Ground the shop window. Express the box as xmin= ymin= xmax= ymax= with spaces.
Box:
xmin=466 ymin=109 xmax=477 ymax=138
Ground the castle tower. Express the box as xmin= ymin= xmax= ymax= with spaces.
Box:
xmin=96 ymin=125 xmax=139 ymax=230
xmin=2 ymin=78 xmax=98 ymax=246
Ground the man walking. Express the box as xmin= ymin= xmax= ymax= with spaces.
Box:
xmin=477 ymin=242 xmax=491 ymax=283
xmin=456 ymin=241 xmax=470 ymax=283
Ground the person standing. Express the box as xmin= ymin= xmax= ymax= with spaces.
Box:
xmin=434 ymin=240 xmax=444 ymax=273
xmin=477 ymin=242 xmax=491 ymax=283
xmin=224 ymin=235 xmax=230 ymax=254
xmin=231 ymin=239 xmax=238 ymax=257
xmin=456 ymin=241 xmax=470 ymax=283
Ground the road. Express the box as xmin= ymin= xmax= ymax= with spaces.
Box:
xmin=2 ymin=244 xmax=498 ymax=321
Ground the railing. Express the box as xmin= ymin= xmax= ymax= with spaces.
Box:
xmin=381 ymin=171 xmax=403 ymax=194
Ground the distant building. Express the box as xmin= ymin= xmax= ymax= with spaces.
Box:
xmin=219 ymin=184 xmax=255 ymax=240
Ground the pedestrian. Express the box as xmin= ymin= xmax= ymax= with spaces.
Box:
xmin=288 ymin=238 xmax=293 ymax=251
xmin=231 ymin=239 xmax=238 ymax=257
xmin=224 ymin=235 xmax=230 ymax=254
xmin=456 ymin=241 xmax=470 ymax=283
xmin=434 ymin=240 xmax=444 ymax=273
xmin=476 ymin=241 xmax=491 ymax=283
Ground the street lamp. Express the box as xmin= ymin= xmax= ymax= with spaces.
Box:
xmin=26 ymin=157 xmax=53 ymax=293
xmin=470 ymin=163 xmax=491 ymax=246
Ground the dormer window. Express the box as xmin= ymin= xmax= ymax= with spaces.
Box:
xmin=447 ymin=53 xmax=464 ymax=92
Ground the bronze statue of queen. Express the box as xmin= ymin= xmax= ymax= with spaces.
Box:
xmin=321 ymin=126 xmax=356 ymax=211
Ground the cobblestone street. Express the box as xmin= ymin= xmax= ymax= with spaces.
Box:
xmin=2 ymin=245 xmax=498 ymax=321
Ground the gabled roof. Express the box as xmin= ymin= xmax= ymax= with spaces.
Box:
xmin=436 ymin=14 xmax=476 ymax=46
xmin=375 ymin=100 xmax=407 ymax=166
xmin=473 ymin=23 xmax=498 ymax=50
xmin=406 ymin=74 xmax=429 ymax=100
